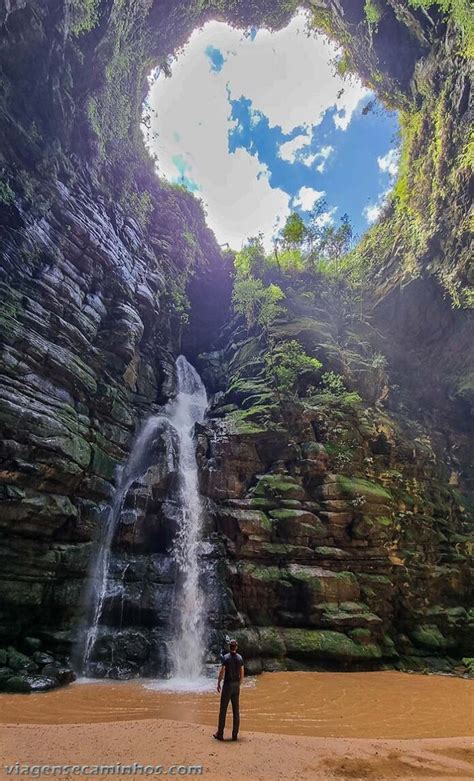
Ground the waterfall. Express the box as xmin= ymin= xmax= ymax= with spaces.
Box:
xmin=80 ymin=355 xmax=209 ymax=682
xmin=81 ymin=414 xmax=169 ymax=672
xmin=168 ymin=355 xmax=208 ymax=681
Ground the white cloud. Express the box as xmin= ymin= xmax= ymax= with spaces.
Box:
xmin=278 ymin=130 xmax=312 ymax=163
xmin=144 ymin=12 xmax=369 ymax=248
xmin=378 ymin=148 xmax=399 ymax=178
xmin=363 ymin=203 xmax=382 ymax=224
xmin=278 ymin=138 xmax=334 ymax=171
xmin=333 ymin=89 xmax=367 ymax=131
xmin=315 ymin=206 xmax=337 ymax=227
xmin=363 ymin=188 xmax=390 ymax=225
xmin=225 ymin=13 xmax=368 ymax=134
xmin=294 ymin=186 xmax=325 ymax=211
xmin=314 ymin=144 xmax=334 ymax=172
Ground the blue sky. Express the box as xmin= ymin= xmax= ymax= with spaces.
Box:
xmin=144 ymin=12 xmax=400 ymax=250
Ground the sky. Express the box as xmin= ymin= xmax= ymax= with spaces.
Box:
xmin=143 ymin=11 xmax=400 ymax=251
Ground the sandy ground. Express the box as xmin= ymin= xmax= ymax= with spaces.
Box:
xmin=1 ymin=718 xmax=473 ymax=781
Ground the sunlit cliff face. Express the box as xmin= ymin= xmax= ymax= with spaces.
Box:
xmin=143 ymin=11 xmax=399 ymax=250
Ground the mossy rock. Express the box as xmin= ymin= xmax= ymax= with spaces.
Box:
xmin=301 ymin=442 xmax=327 ymax=459
xmin=250 ymin=497 xmax=278 ymax=510
xmin=320 ymin=603 xmax=381 ymax=629
xmin=218 ymin=507 xmax=272 ymax=538
xmin=287 ymin=565 xmax=360 ymax=603
xmin=336 ymin=475 xmax=392 ymax=503
xmin=258 ymin=542 xmax=313 ymax=559
xmin=228 ymin=336 xmax=264 ymax=373
xmin=7 ymin=647 xmax=38 ymax=672
xmin=225 ymin=408 xmax=272 ymax=436
xmin=233 ymin=626 xmax=285 ymax=658
xmin=271 ymin=316 xmax=335 ymax=348
xmin=0 ymin=666 xmax=14 ymax=685
xmin=314 ymin=546 xmax=352 ymax=559
xmin=227 ymin=376 xmax=272 ymax=405
xmin=254 ymin=474 xmax=305 ymax=501
xmin=348 ymin=628 xmax=373 ymax=644
xmin=269 ymin=508 xmax=309 ymax=521
xmin=281 ymin=629 xmax=382 ymax=661
xmin=90 ymin=445 xmax=120 ymax=481
xmin=238 ymin=562 xmax=284 ymax=583
xmin=351 ymin=515 xmax=393 ymax=541
xmin=381 ymin=634 xmax=398 ymax=657
xmin=3 ymin=675 xmax=32 ymax=693
xmin=410 ymin=625 xmax=449 ymax=650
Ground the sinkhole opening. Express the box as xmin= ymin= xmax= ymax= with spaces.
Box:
xmin=142 ymin=9 xmax=400 ymax=255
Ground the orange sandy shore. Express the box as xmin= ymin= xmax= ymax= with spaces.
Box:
xmin=1 ymin=719 xmax=473 ymax=781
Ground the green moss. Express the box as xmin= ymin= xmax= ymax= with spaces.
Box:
xmin=90 ymin=445 xmax=119 ymax=481
xmin=225 ymin=405 xmax=277 ymax=435
xmin=227 ymin=376 xmax=272 ymax=401
xmin=393 ymin=110 xmax=424 ymax=211
xmin=233 ymin=626 xmax=286 ymax=658
xmin=240 ymin=563 xmax=283 ymax=582
xmin=364 ymin=0 xmax=382 ymax=26
xmin=269 ymin=508 xmax=302 ymax=521
xmin=169 ymin=282 xmax=191 ymax=325
xmin=349 ymin=628 xmax=372 ymax=644
xmin=282 ymin=629 xmax=382 ymax=661
xmin=408 ymin=0 xmax=473 ymax=58
xmin=336 ymin=51 xmax=355 ymax=78
xmin=85 ymin=0 xmax=154 ymax=163
xmin=254 ymin=474 xmax=305 ymax=500
xmin=0 ymin=179 xmax=14 ymax=205
xmin=376 ymin=516 xmax=392 ymax=526
xmin=250 ymin=497 xmax=277 ymax=510
xmin=120 ymin=189 xmax=154 ymax=228
xmin=462 ymin=657 xmax=474 ymax=673
xmin=259 ymin=542 xmax=312 ymax=558
xmin=336 ymin=475 xmax=392 ymax=503
xmin=70 ymin=0 xmax=100 ymax=36
xmin=410 ymin=625 xmax=448 ymax=650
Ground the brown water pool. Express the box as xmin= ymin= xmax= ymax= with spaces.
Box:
xmin=0 ymin=671 xmax=472 ymax=739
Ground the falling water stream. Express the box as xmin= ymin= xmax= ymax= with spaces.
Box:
xmin=81 ymin=356 xmax=209 ymax=684
xmin=167 ymin=356 xmax=208 ymax=681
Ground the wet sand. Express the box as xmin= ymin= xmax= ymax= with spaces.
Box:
xmin=1 ymin=672 xmax=473 ymax=779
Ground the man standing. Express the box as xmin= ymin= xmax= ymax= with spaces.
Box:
xmin=213 ymin=639 xmax=244 ymax=742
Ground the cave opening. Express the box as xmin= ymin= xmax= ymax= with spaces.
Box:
xmin=142 ymin=10 xmax=400 ymax=255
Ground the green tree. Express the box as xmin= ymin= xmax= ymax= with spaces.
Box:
xmin=232 ymin=276 xmax=285 ymax=329
xmin=281 ymin=212 xmax=307 ymax=248
xmin=234 ymin=234 xmax=268 ymax=279
xmin=277 ymin=206 xmax=354 ymax=273
xmin=306 ymin=204 xmax=353 ymax=266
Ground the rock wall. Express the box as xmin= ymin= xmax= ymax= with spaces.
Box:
xmin=194 ymin=281 xmax=473 ymax=673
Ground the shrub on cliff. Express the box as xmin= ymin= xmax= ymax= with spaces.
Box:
xmin=266 ymin=340 xmax=322 ymax=398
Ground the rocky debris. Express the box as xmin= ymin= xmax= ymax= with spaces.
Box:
xmin=0 ymin=644 xmax=75 ymax=693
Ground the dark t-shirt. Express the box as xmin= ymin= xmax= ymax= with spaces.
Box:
xmin=222 ymin=652 xmax=243 ymax=684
